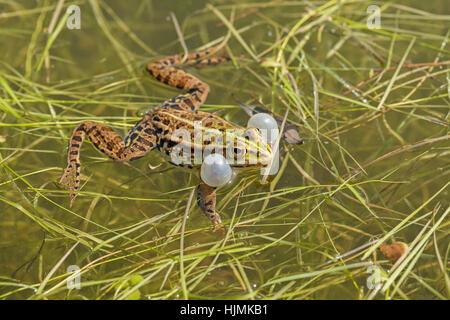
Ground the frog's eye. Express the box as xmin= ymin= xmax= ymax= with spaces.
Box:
xmin=228 ymin=140 xmax=247 ymax=162
xmin=233 ymin=147 xmax=246 ymax=160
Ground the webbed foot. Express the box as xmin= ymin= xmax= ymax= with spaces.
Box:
xmin=196 ymin=181 xmax=223 ymax=229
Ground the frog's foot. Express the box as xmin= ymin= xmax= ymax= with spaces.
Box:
xmin=59 ymin=160 xmax=79 ymax=208
xmin=213 ymin=223 xmax=225 ymax=234
xmin=196 ymin=181 xmax=223 ymax=228
xmin=185 ymin=45 xmax=230 ymax=68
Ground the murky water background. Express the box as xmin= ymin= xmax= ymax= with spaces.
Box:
xmin=0 ymin=0 xmax=448 ymax=299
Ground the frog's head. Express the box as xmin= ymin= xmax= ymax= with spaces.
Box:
xmin=229 ymin=127 xmax=274 ymax=168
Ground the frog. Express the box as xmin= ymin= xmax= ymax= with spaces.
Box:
xmin=59 ymin=45 xmax=274 ymax=230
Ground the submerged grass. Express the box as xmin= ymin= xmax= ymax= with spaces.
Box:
xmin=0 ymin=0 xmax=449 ymax=300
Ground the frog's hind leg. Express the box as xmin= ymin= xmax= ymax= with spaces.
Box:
xmin=145 ymin=46 xmax=230 ymax=112
xmin=196 ymin=181 xmax=223 ymax=230
xmin=60 ymin=117 xmax=156 ymax=207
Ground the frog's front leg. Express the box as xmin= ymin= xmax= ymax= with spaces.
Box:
xmin=196 ymin=181 xmax=222 ymax=229
xmin=60 ymin=116 xmax=156 ymax=207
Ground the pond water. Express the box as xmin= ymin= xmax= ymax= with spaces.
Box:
xmin=0 ymin=0 xmax=448 ymax=299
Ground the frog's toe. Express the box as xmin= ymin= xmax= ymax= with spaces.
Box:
xmin=209 ymin=211 xmax=222 ymax=225
xmin=213 ymin=223 xmax=225 ymax=233
xmin=69 ymin=193 xmax=77 ymax=208
xmin=60 ymin=163 xmax=80 ymax=207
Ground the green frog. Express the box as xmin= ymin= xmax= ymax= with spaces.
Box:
xmin=60 ymin=45 xmax=274 ymax=229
